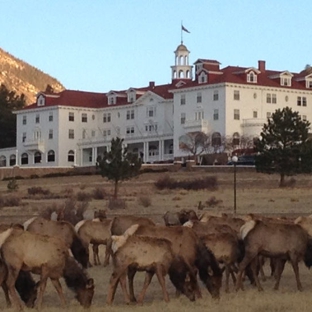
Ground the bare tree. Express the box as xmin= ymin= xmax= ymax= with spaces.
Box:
xmin=179 ymin=132 xmax=211 ymax=160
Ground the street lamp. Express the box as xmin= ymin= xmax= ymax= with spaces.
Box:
xmin=232 ymin=155 xmax=238 ymax=215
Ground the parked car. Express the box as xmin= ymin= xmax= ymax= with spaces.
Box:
xmin=227 ymin=155 xmax=255 ymax=166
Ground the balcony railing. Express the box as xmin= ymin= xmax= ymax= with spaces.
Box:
xmin=183 ymin=119 xmax=209 ymax=132
xmin=23 ymin=139 xmax=45 ymax=152
xmin=242 ymin=118 xmax=266 ymax=127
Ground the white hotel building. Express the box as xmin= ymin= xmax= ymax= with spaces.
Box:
xmin=1 ymin=42 xmax=312 ymax=168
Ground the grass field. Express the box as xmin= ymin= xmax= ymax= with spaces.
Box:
xmin=1 ymin=168 xmax=312 ymax=311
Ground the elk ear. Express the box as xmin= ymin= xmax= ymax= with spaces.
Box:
xmin=87 ymin=278 xmax=94 ymax=289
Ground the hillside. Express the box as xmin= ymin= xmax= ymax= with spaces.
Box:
xmin=0 ymin=47 xmax=65 ymax=105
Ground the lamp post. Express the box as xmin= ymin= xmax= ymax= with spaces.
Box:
xmin=232 ymin=155 xmax=238 ymax=215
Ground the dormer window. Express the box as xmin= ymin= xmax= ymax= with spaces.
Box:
xmin=108 ymin=96 xmax=116 ymax=105
xmin=306 ymin=79 xmax=312 ymax=89
xmin=196 ymin=64 xmax=203 ymax=72
xmin=281 ymin=77 xmax=291 ymax=86
xmin=247 ymin=72 xmax=257 ymax=83
xmin=37 ymin=94 xmax=45 ymax=106
xmin=199 ymin=72 xmax=207 ymax=84
xmin=127 ymin=89 xmax=136 ymax=103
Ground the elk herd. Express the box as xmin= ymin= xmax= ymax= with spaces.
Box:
xmin=1 ymin=207 xmax=312 ymax=310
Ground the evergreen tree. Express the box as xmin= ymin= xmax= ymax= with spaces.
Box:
xmin=0 ymin=84 xmax=25 ymax=148
xmin=255 ymin=107 xmax=311 ymax=186
xmin=97 ymin=137 xmax=142 ymax=198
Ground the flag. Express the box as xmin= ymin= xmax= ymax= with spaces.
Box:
xmin=182 ymin=25 xmax=190 ymax=33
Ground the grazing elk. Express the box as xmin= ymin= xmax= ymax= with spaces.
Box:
xmin=0 ymin=228 xmax=94 ymax=310
xmin=163 ymin=209 xmax=198 ymax=226
xmin=75 ymin=218 xmax=112 ymax=266
xmin=24 ymin=217 xmax=89 ymax=269
xmin=121 ymin=222 xmax=222 ymax=301
xmin=106 ymin=224 xmax=197 ymax=304
xmin=236 ymin=219 xmax=312 ymax=292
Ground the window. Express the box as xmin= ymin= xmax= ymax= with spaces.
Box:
xmin=82 ymin=113 xmax=87 ymax=122
xmin=69 ymin=112 xmax=74 ymax=121
xmin=213 ymin=90 xmax=219 ymax=101
xmin=266 ymin=93 xmax=277 ymax=104
xmin=199 ymin=73 xmax=207 ymax=83
xmin=103 ymin=129 xmax=111 ymax=137
xmin=68 ymin=150 xmax=75 ymax=162
xmin=82 ymin=129 xmax=86 ymax=139
xmin=197 ymin=92 xmax=202 ymax=103
xmin=145 ymin=124 xmax=158 ymax=132
xmin=34 ymin=152 xmax=41 ymax=164
xmin=9 ymin=154 xmax=16 ymax=166
xmin=213 ymin=109 xmax=219 ymax=120
xmin=91 ymin=130 xmax=95 ymax=137
xmin=247 ymin=72 xmax=257 ymax=83
xmin=108 ymin=97 xmax=115 ymax=105
xmin=281 ymin=77 xmax=291 ymax=86
xmin=47 ymin=150 xmax=55 ymax=162
xmin=126 ymin=126 xmax=135 ymax=136
xmin=49 ymin=112 xmax=53 ymax=122
xmin=233 ymin=132 xmax=240 ymax=146
xmin=116 ymin=127 xmax=120 ymax=136
xmin=234 ymin=90 xmax=240 ymax=101
xmin=180 ymin=94 xmax=186 ymax=105
xmin=253 ymin=111 xmax=258 ymax=118
xmin=22 ymin=132 xmax=26 ymax=143
xmin=22 ymin=115 xmax=27 ymax=125
xmin=212 ymin=132 xmax=221 ymax=147
xmin=35 ymin=114 xmax=40 ymax=123
xmin=103 ymin=113 xmax=111 ymax=123
xmin=49 ymin=129 xmax=53 ymax=139
xmin=21 ymin=153 xmax=28 ymax=165
xmin=297 ymin=96 xmax=307 ymax=106
xmin=126 ymin=110 xmax=135 ymax=120
xmin=69 ymin=129 xmax=74 ymax=139
xmin=147 ymin=107 xmax=156 ymax=118
xmin=0 ymin=156 xmax=6 ymax=167
xmin=195 ymin=111 xmax=204 ymax=120
xmin=181 ymin=113 xmax=186 ymax=124
xmin=234 ymin=109 xmax=240 ymax=120
xmin=302 ymin=115 xmax=307 ymax=121
xmin=306 ymin=80 xmax=312 ymax=88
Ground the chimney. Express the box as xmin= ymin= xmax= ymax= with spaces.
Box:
xmin=149 ymin=81 xmax=155 ymax=89
xmin=258 ymin=60 xmax=266 ymax=72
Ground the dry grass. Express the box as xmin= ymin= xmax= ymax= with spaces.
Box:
xmin=1 ymin=169 xmax=312 ymax=310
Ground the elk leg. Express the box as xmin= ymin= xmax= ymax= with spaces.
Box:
xmin=250 ymin=257 xmax=263 ymax=291
xmin=127 ymin=267 xmax=137 ymax=302
xmin=225 ymin=264 xmax=230 ymax=293
xmin=106 ymin=266 xmax=128 ymax=305
xmin=290 ymin=258 xmax=303 ymax=291
xmin=36 ymin=265 xmax=50 ymax=310
xmin=236 ymin=251 xmax=257 ymax=291
xmin=137 ymin=271 xmax=154 ymax=304
xmin=103 ymin=238 xmax=112 ymax=267
xmin=273 ymin=258 xmax=286 ymax=290
xmin=6 ymin=267 xmax=24 ymax=311
xmin=92 ymin=244 xmax=100 ymax=265
xmin=155 ymin=265 xmax=169 ymax=303
xmin=50 ymin=278 xmax=67 ymax=307
xmin=2 ymin=284 xmax=11 ymax=307
xmin=258 ymin=256 xmax=266 ymax=282
xmin=119 ymin=271 xmax=130 ymax=304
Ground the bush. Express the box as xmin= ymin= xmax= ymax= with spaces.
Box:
xmin=7 ymin=179 xmax=18 ymax=192
xmin=138 ymin=196 xmax=152 ymax=207
xmin=76 ymin=191 xmax=92 ymax=202
xmin=155 ymin=175 xmax=218 ymax=191
xmin=107 ymin=198 xmax=126 ymax=210
xmin=206 ymin=196 xmax=223 ymax=207
xmin=4 ymin=195 xmax=21 ymax=207
xmin=93 ymin=187 xmax=106 ymax=200
xmin=28 ymin=187 xmax=51 ymax=196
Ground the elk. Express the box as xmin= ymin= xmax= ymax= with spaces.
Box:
xmin=75 ymin=218 xmax=112 ymax=266
xmin=163 ymin=209 xmax=198 ymax=226
xmin=106 ymin=224 xmax=197 ymax=304
xmin=236 ymin=219 xmax=311 ymax=291
xmin=0 ymin=228 xmax=94 ymax=310
xmin=24 ymin=217 xmax=89 ymax=268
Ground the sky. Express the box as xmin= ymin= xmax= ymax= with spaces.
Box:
xmin=1 ymin=1 xmax=311 ymax=93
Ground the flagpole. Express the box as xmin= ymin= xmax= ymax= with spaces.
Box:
xmin=181 ymin=21 xmax=183 ymax=44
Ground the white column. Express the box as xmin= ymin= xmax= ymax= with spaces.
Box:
xmin=15 ymin=149 xmax=18 ymax=166
xmin=159 ymin=140 xmax=164 ymax=161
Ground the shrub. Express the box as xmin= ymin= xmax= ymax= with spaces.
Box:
xmin=76 ymin=191 xmax=92 ymax=202
xmin=155 ymin=175 xmax=218 ymax=191
xmin=28 ymin=187 xmax=51 ymax=196
xmin=4 ymin=195 xmax=21 ymax=207
xmin=7 ymin=179 xmax=18 ymax=192
xmin=206 ymin=196 xmax=223 ymax=207
xmin=138 ymin=196 xmax=152 ymax=207
xmin=107 ymin=198 xmax=126 ymax=210
xmin=93 ymin=187 xmax=107 ymax=200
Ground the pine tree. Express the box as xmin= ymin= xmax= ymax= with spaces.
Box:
xmin=255 ymin=107 xmax=311 ymax=186
xmin=97 ymin=137 xmax=142 ymax=198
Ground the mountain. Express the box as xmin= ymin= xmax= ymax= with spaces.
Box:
xmin=0 ymin=47 xmax=65 ymax=105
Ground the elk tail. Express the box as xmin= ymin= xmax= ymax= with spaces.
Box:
xmin=304 ymin=238 xmax=312 ymax=268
